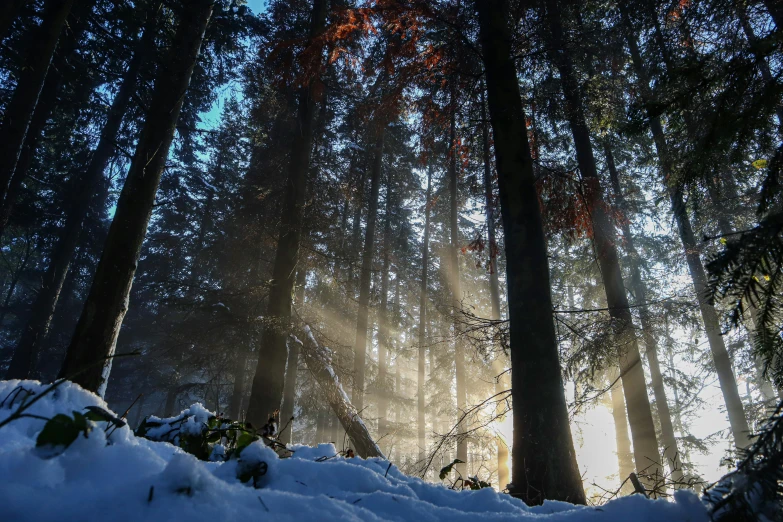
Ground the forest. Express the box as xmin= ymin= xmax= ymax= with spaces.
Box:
xmin=0 ymin=0 xmax=782 ymax=519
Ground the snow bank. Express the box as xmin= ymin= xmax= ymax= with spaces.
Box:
xmin=0 ymin=380 xmax=709 ymax=522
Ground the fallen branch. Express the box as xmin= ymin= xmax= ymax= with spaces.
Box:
xmin=295 ymin=327 xmax=384 ymax=459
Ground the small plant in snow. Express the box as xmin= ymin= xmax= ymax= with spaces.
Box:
xmin=438 ymin=458 xmax=492 ymax=491
xmin=135 ymin=406 xmax=284 ymax=487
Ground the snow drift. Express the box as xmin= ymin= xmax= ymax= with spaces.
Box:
xmin=0 ymin=379 xmax=710 ymax=521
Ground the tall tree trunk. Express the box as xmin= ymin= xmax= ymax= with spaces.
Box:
xmin=0 ymin=235 xmax=33 ymax=328
xmin=279 ymin=267 xmax=307 ymax=444
xmin=607 ymin=367 xmax=635 ymax=493
xmin=245 ymin=0 xmax=329 ymax=428
xmin=0 ymin=0 xmax=97 ymax=239
xmin=417 ymin=165 xmax=432 ymax=462
xmin=448 ymin=87 xmax=468 ymax=476
xmin=315 ymin=406 xmax=326 ymax=443
xmin=481 ymin=88 xmax=509 ymax=490
xmin=57 ymin=0 xmax=214 ymax=395
xmin=619 ymin=2 xmax=752 ymax=449
xmin=351 ymin=124 xmax=385 ymax=414
xmin=0 ymin=0 xmax=76 ymax=201
xmin=228 ymin=345 xmax=248 ymax=421
xmin=6 ymin=9 xmax=159 ymax=379
xmin=544 ymin=0 xmax=661 ymax=481
xmin=0 ymin=61 xmax=60 ymax=241
xmin=376 ymin=178 xmax=392 ymax=445
xmin=476 ymin=0 xmax=586 ymax=505
xmin=603 ymin=143 xmax=684 ymax=480
xmin=349 ymin=165 xmax=367 ymax=294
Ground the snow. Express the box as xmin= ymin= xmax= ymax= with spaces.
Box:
xmin=0 ymin=379 xmax=710 ymax=522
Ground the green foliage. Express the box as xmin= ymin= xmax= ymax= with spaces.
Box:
xmin=704 ymin=401 xmax=783 ymax=521
xmin=84 ymin=406 xmax=127 ymax=427
xmin=466 ymin=476 xmax=492 ymax=490
xmin=708 ymin=211 xmax=783 ymax=385
xmin=135 ymin=411 xmax=277 ymax=487
xmin=136 ymin=413 xmax=263 ymax=461
xmin=35 ymin=412 xmax=93 ymax=459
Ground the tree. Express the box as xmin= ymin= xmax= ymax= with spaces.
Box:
xmin=476 ymin=0 xmax=586 ymax=505
xmin=541 ymin=0 xmax=661 ymax=480
xmin=6 ymin=2 xmax=161 ymax=379
xmin=57 ymin=0 xmax=215 ymax=394
xmin=245 ymin=0 xmax=329 ymax=427
xmin=0 ymin=0 xmax=76 ymax=204
xmin=619 ymin=0 xmax=752 ymax=450
xmin=418 ymin=164 xmax=432 ymax=462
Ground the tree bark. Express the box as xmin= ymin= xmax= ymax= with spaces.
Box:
xmin=447 ymin=87 xmax=468 ymax=477
xmin=376 ymin=178 xmax=392 ymax=444
xmin=7 ymin=9 xmax=159 ymax=379
xmin=417 ymin=164 xmax=432 ymax=462
xmin=544 ymin=0 xmax=661 ymax=480
xmin=351 ymin=123 xmax=385 ymax=414
xmin=0 ymin=0 xmax=97 ymax=240
xmin=0 ymin=60 xmax=61 ymax=241
xmin=619 ymin=1 xmax=752 ymax=449
xmin=607 ymin=367 xmax=635 ymax=493
xmin=0 ymin=0 xmax=76 ymax=202
xmin=481 ymin=88 xmax=509 ymax=490
xmin=57 ymin=0 xmax=214 ymax=396
xmin=228 ymin=345 xmax=248 ymax=421
xmin=279 ymin=267 xmax=307 ymax=444
xmin=245 ymin=0 xmax=329 ymax=428
xmin=603 ymin=143 xmax=684 ymax=481
xmin=299 ymin=326 xmax=384 ymax=458
xmin=476 ymin=0 xmax=586 ymax=505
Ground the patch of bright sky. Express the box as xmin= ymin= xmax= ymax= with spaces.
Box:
xmin=198 ymin=0 xmax=267 ymax=129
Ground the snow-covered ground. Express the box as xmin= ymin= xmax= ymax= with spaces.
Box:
xmin=0 ymin=380 xmax=709 ymax=521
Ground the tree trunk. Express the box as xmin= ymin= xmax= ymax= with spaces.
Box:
xmin=377 ymin=178 xmax=392 ymax=445
xmin=448 ymin=86 xmax=468 ymax=477
xmin=315 ymin=406 xmax=326 ymax=443
xmin=6 ymin=9 xmax=159 ymax=379
xmin=0 ymin=60 xmax=60 ymax=241
xmin=228 ymin=346 xmax=248 ymax=421
xmin=349 ymin=164 xmax=367 ymax=293
xmin=0 ymin=0 xmax=97 ymax=239
xmin=608 ymin=367 xmax=635 ymax=493
xmin=245 ymin=0 xmax=329 ymax=428
xmin=0 ymin=0 xmax=76 ymax=201
xmin=481 ymin=89 xmax=509 ymax=490
xmin=57 ymin=0 xmax=214 ymax=396
xmin=299 ymin=326 xmax=384 ymax=458
xmin=544 ymin=0 xmax=661 ymax=480
xmin=279 ymin=267 xmax=307 ymax=444
xmin=603 ymin=143 xmax=684 ymax=481
xmin=0 ymin=236 xmax=33 ymax=328
xmin=351 ymin=124 xmax=385 ymax=414
xmin=619 ymin=2 xmax=752 ymax=449
xmin=417 ymin=165 xmax=432 ymax=462
xmin=476 ymin=0 xmax=586 ymax=505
